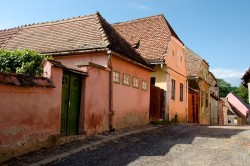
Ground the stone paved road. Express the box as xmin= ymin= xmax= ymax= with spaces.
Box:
xmin=50 ymin=124 xmax=250 ymax=166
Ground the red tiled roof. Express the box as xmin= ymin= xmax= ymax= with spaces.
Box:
xmin=0 ymin=12 xmax=151 ymax=68
xmin=0 ymin=72 xmax=55 ymax=87
xmin=0 ymin=28 xmax=20 ymax=46
xmin=112 ymin=14 xmax=183 ymax=63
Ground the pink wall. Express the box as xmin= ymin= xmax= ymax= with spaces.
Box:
xmin=55 ymin=52 xmax=151 ymax=132
xmin=112 ymin=55 xmax=151 ymax=129
xmin=53 ymin=53 xmax=111 ymax=135
xmin=227 ymin=93 xmax=249 ymax=117
xmin=80 ymin=65 xmax=110 ymax=135
xmin=0 ymin=64 xmax=62 ymax=162
xmin=55 ymin=53 xmax=108 ymax=70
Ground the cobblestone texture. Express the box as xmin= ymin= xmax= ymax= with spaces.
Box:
xmin=2 ymin=124 xmax=250 ymax=166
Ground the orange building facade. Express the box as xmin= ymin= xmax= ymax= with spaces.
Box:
xmin=113 ymin=15 xmax=188 ymax=122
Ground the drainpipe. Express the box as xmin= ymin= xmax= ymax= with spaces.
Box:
xmin=107 ymin=50 xmax=114 ymax=131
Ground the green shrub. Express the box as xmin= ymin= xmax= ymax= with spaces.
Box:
xmin=0 ymin=49 xmax=52 ymax=75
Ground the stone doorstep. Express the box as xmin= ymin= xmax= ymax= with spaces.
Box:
xmin=59 ymin=135 xmax=87 ymax=145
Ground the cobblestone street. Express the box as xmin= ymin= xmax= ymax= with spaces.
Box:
xmin=3 ymin=124 xmax=250 ymax=166
xmin=50 ymin=124 xmax=250 ymax=166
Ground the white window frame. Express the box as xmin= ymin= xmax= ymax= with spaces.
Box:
xmin=113 ymin=71 xmax=120 ymax=83
xmin=132 ymin=77 xmax=140 ymax=88
xmin=142 ymin=80 xmax=148 ymax=91
xmin=123 ymin=74 xmax=130 ymax=86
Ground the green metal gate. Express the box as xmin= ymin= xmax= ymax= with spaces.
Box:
xmin=61 ymin=71 xmax=82 ymax=136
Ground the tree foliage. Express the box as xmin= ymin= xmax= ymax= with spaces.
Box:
xmin=236 ymin=84 xmax=249 ymax=103
xmin=217 ymin=79 xmax=236 ymax=97
xmin=217 ymin=78 xmax=249 ymax=103
xmin=0 ymin=49 xmax=52 ymax=75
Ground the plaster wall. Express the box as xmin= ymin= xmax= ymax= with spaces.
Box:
xmin=55 ymin=53 xmax=108 ymax=70
xmin=0 ymin=64 xmax=62 ymax=163
xmin=165 ymin=37 xmax=188 ymax=122
xmin=210 ymin=97 xmax=218 ymax=125
xmin=150 ymin=65 xmax=167 ymax=90
xmin=199 ymin=82 xmax=210 ymax=125
xmin=112 ymin=56 xmax=150 ymax=129
xmin=81 ymin=65 xmax=110 ymax=135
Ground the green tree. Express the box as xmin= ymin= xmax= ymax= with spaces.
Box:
xmin=236 ymin=84 xmax=249 ymax=103
xmin=217 ymin=79 xmax=233 ymax=97
xmin=0 ymin=49 xmax=52 ymax=75
xmin=217 ymin=78 xmax=249 ymax=103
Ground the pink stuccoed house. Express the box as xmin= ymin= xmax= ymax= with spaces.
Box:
xmin=0 ymin=12 xmax=152 ymax=162
xmin=226 ymin=93 xmax=249 ymax=125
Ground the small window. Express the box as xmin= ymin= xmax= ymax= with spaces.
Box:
xmin=172 ymin=49 xmax=175 ymax=56
xmin=180 ymin=83 xmax=184 ymax=102
xmin=113 ymin=71 xmax=120 ymax=83
xmin=123 ymin=74 xmax=130 ymax=86
xmin=142 ymin=80 xmax=148 ymax=90
xmin=171 ymin=79 xmax=176 ymax=100
xmin=132 ymin=77 xmax=140 ymax=88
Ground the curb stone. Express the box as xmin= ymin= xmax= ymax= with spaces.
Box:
xmin=29 ymin=126 xmax=157 ymax=166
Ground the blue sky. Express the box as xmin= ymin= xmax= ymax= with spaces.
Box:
xmin=0 ymin=0 xmax=249 ymax=86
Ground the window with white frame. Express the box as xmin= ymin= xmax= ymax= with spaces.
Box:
xmin=132 ymin=77 xmax=140 ymax=88
xmin=123 ymin=74 xmax=130 ymax=86
xmin=113 ymin=71 xmax=120 ymax=83
xmin=142 ymin=80 xmax=148 ymax=90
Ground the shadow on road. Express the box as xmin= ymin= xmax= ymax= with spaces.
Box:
xmin=3 ymin=124 xmax=249 ymax=166
xmin=50 ymin=124 xmax=249 ymax=166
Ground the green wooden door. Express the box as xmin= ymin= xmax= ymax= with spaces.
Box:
xmin=61 ymin=72 xmax=82 ymax=136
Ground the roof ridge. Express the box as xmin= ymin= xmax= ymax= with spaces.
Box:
xmin=112 ymin=14 xmax=164 ymax=25
xmin=0 ymin=27 xmax=18 ymax=32
xmin=93 ymin=12 xmax=110 ymax=47
xmin=0 ymin=13 xmax=97 ymax=31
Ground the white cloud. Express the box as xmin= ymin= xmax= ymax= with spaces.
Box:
xmin=129 ymin=2 xmax=150 ymax=10
xmin=210 ymin=68 xmax=246 ymax=86
xmin=210 ymin=68 xmax=244 ymax=78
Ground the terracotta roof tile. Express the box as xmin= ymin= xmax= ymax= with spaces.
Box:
xmin=184 ymin=47 xmax=203 ymax=77
xmin=0 ymin=72 xmax=55 ymax=87
xmin=112 ymin=14 xmax=183 ymax=63
xmin=0 ymin=14 xmax=108 ymax=53
xmin=0 ymin=12 xmax=151 ymax=68
xmin=0 ymin=28 xmax=20 ymax=46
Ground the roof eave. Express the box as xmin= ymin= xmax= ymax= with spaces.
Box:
xmin=43 ymin=47 xmax=109 ymax=56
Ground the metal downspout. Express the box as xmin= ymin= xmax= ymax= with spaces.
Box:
xmin=107 ymin=50 xmax=114 ymax=131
